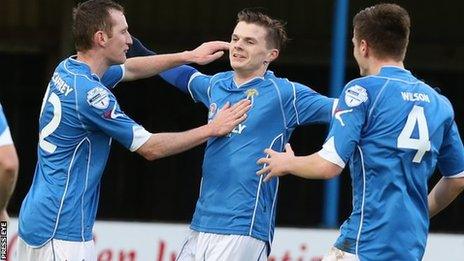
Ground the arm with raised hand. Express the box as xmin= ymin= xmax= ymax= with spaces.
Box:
xmin=126 ymin=37 xmax=198 ymax=93
xmin=123 ymin=40 xmax=229 ymax=82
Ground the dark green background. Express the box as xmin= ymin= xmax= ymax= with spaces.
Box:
xmin=0 ymin=0 xmax=462 ymax=232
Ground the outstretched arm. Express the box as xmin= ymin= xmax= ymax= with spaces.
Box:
xmin=123 ymin=41 xmax=229 ymax=82
xmin=126 ymin=37 xmax=198 ymax=93
xmin=428 ymin=177 xmax=464 ymax=218
xmin=256 ymin=143 xmax=342 ymax=182
xmin=136 ymin=99 xmax=250 ymax=160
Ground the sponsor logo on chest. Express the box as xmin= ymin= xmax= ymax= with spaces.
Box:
xmin=231 ymin=124 xmax=246 ymax=134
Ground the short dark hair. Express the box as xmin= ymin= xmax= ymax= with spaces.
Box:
xmin=353 ymin=3 xmax=410 ymax=61
xmin=72 ymin=0 xmax=124 ymax=51
xmin=237 ymin=8 xmax=288 ymax=51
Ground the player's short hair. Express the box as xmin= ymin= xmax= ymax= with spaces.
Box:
xmin=353 ymin=3 xmax=410 ymax=61
xmin=72 ymin=0 xmax=124 ymax=51
xmin=237 ymin=8 xmax=288 ymax=51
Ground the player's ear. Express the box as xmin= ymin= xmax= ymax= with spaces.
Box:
xmin=94 ymin=30 xmax=108 ymax=47
xmin=267 ymin=49 xmax=279 ymax=63
xmin=360 ymin=40 xmax=368 ymax=57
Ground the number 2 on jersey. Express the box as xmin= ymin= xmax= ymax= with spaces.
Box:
xmin=39 ymin=87 xmax=62 ymax=153
xmin=397 ymin=105 xmax=431 ymax=163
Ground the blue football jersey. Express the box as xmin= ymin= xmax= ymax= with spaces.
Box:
xmin=0 ymin=103 xmax=13 ymax=146
xmin=187 ymin=71 xmax=335 ymax=244
xmin=318 ymin=66 xmax=464 ymax=260
xmin=18 ymin=57 xmax=151 ymax=247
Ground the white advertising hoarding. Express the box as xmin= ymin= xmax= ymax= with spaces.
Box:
xmin=4 ymin=219 xmax=464 ymax=260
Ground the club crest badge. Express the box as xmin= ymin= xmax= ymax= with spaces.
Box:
xmin=246 ymin=88 xmax=259 ymax=99
xmin=245 ymin=88 xmax=259 ymax=105
xmin=344 ymin=85 xmax=368 ymax=107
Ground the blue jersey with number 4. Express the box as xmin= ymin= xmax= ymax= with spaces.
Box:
xmin=18 ymin=57 xmax=151 ymax=246
xmin=318 ymin=66 xmax=464 ymax=260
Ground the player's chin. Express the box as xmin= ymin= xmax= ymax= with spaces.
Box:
xmin=230 ymin=61 xmax=244 ymax=71
xmin=111 ymin=55 xmax=127 ymax=65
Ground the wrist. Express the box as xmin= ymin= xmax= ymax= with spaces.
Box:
xmin=286 ymin=156 xmax=299 ymax=173
xmin=181 ymin=50 xmax=194 ymax=64
xmin=205 ymin=121 xmax=217 ymax=137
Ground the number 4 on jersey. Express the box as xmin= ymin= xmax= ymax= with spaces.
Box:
xmin=397 ymin=105 xmax=431 ymax=163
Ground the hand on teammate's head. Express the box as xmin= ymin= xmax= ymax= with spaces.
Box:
xmin=189 ymin=41 xmax=230 ymax=65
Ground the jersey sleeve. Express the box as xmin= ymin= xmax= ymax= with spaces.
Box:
xmin=159 ymin=66 xmax=198 ymax=93
xmin=0 ymin=104 xmax=13 ymax=146
xmin=80 ymin=86 xmax=151 ymax=151
xmin=287 ymin=81 xmax=336 ymax=127
xmin=101 ymin=65 xmax=124 ymax=89
xmin=318 ymin=81 xmax=371 ymax=168
xmin=437 ymin=121 xmax=464 ymax=178
xmin=187 ymin=72 xmax=212 ymax=106
xmin=126 ymin=36 xmax=198 ymax=94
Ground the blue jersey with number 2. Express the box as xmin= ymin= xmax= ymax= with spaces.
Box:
xmin=18 ymin=57 xmax=151 ymax=246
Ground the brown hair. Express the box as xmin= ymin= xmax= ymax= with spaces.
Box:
xmin=72 ymin=0 xmax=124 ymax=51
xmin=353 ymin=3 xmax=410 ymax=61
xmin=237 ymin=8 xmax=288 ymax=51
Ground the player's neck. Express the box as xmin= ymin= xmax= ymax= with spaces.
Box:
xmin=76 ymin=50 xmax=110 ymax=78
xmin=368 ymin=59 xmax=404 ymax=75
xmin=234 ymin=68 xmax=266 ymax=86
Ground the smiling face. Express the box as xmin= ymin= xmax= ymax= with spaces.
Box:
xmin=103 ymin=9 xmax=132 ymax=65
xmin=229 ymin=21 xmax=278 ymax=79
